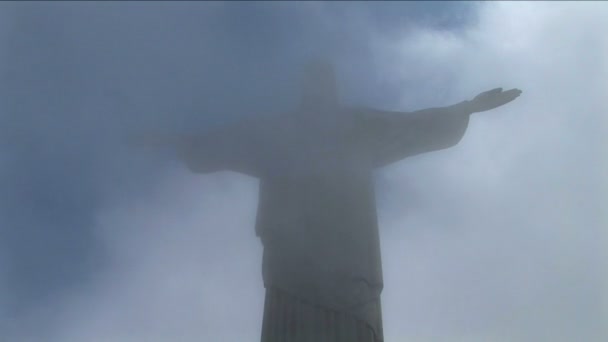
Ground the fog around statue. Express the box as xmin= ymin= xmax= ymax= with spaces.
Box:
xmin=129 ymin=60 xmax=521 ymax=341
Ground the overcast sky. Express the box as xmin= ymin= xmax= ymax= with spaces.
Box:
xmin=1 ymin=2 xmax=606 ymax=341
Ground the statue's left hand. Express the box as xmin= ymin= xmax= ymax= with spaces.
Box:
xmin=468 ymin=88 xmax=522 ymax=113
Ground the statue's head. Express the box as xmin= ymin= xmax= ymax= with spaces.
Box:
xmin=300 ymin=59 xmax=339 ymax=110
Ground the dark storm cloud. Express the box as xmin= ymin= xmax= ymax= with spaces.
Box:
xmin=0 ymin=0 xmax=476 ymax=334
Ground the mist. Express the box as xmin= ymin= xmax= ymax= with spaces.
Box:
xmin=1 ymin=2 xmax=606 ymax=341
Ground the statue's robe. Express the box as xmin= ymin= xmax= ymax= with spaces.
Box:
xmin=179 ymin=102 xmax=471 ymax=341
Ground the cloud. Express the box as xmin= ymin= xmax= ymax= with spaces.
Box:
xmin=1 ymin=2 xmax=605 ymax=341
xmin=51 ymin=171 xmax=263 ymax=342
xmin=375 ymin=2 xmax=607 ymax=341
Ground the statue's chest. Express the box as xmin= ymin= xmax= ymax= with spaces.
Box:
xmin=260 ymin=112 xmax=372 ymax=179
xmin=280 ymin=125 xmax=357 ymax=173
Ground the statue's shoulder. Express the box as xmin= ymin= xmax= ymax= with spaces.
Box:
xmin=231 ymin=111 xmax=298 ymax=145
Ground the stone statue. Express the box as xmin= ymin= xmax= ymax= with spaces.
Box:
xmin=131 ymin=60 xmax=522 ymax=341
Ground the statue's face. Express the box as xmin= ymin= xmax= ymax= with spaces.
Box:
xmin=301 ymin=60 xmax=338 ymax=110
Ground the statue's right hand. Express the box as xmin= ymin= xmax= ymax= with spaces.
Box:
xmin=469 ymin=87 xmax=522 ymax=113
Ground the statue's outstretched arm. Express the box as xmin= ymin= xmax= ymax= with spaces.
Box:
xmin=354 ymin=88 xmax=521 ymax=168
xmin=128 ymin=119 xmax=268 ymax=177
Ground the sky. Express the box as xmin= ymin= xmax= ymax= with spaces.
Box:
xmin=0 ymin=1 xmax=606 ymax=341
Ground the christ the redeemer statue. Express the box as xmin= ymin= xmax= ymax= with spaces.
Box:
xmin=132 ymin=61 xmax=521 ymax=341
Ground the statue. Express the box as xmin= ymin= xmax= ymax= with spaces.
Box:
xmin=130 ymin=60 xmax=522 ymax=341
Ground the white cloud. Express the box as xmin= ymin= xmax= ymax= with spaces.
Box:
xmin=375 ymin=2 xmax=607 ymax=341
xmin=39 ymin=169 xmax=264 ymax=342
xmin=19 ymin=2 xmax=607 ymax=341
